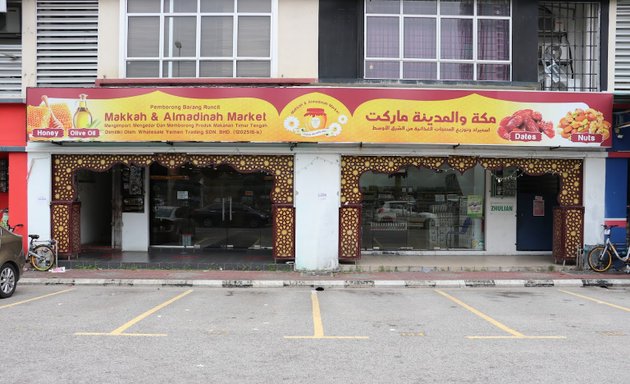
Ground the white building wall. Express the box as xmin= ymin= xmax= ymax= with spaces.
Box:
xmin=98 ymin=0 xmax=121 ymax=79
xmin=277 ymin=0 xmax=318 ymax=78
xmin=294 ymin=153 xmax=340 ymax=270
xmin=21 ymin=0 xmax=37 ymax=92
xmin=27 ymin=153 xmax=52 ymax=241
xmin=484 ymin=172 xmax=517 ymax=254
xmin=583 ymin=157 xmax=607 ymax=245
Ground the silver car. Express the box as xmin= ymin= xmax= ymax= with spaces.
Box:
xmin=375 ymin=201 xmax=438 ymax=227
xmin=0 ymin=227 xmax=25 ymax=298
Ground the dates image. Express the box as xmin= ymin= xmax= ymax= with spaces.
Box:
xmin=497 ymin=109 xmax=554 ymax=140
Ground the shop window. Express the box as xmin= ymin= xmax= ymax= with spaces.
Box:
xmin=364 ymin=0 xmax=511 ymax=81
xmin=537 ymin=2 xmax=600 ymax=92
xmin=360 ymin=164 xmax=485 ymax=251
xmin=124 ymin=0 xmax=273 ymax=78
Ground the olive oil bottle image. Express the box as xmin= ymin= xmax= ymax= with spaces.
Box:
xmin=73 ymin=93 xmax=93 ymax=128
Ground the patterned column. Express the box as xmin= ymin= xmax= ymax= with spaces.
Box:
xmin=339 ymin=204 xmax=362 ymax=260
xmin=273 ymin=205 xmax=295 ymax=259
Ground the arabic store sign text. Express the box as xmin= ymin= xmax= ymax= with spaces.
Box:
xmin=26 ymin=88 xmax=612 ymax=147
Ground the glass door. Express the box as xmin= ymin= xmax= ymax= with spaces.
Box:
xmin=150 ymin=164 xmax=273 ymax=251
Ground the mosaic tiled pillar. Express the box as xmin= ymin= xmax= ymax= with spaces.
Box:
xmin=340 ymin=156 xmax=584 ymax=263
xmin=273 ymin=204 xmax=295 ymax=259
xmin=552 ymin=206 xmax=584 ymax=263
xmin=50 ymin=202 xmax=81 ymax=259
xmin=51 ymin=154 xmax=295 ymax=259
xmin=339 ymin=204 xmax=362 ymax=259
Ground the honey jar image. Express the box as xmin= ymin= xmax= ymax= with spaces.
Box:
xmin=303 ymin=108 xmax=327 ymax=130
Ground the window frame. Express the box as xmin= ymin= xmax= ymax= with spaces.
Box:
xmin=363 ymin=0 xmax=512 ymax=81
xmin=121 ymin=0 xmax=277 ymax=78
xmin=537 ymin=1 xmax=601 ymax=92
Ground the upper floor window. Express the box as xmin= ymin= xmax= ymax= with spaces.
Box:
xmin=538 ymin=2 xmax=600 ymax=92
xmin=364 ymin=0 xmax=511 ymax=81
xmin=124 ymin=0 xmax=273 ymax=78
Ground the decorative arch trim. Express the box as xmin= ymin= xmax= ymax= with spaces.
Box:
xmin=51 ymin=154 xmax=295 ymax=259
xmin=339 ymin=155 xmax=583 ymax=262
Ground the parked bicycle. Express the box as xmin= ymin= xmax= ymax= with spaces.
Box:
xmin=7 ymin=224 xmax=57 ymax=272
xmin=27 ymin=234 xmax=57 ymax=271
xmin=587 ymin=224 xmax=630 ymax=273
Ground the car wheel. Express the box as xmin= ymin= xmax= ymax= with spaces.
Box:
xmin=203 ymin=218 xmax=214 ymax=227
xmin=0 ymin=263 xmax=17 ymax=299
xmin=248 ymin=218 xmax=260 ymax=228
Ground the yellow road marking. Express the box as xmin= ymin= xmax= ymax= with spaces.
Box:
xmin=75 ymin=289 xmax=193 ymax=337
xmin=467 ymin=335 xmax=564 ymax=339
xmin=285 ymin=291 xmax=368 ymax=340
xmin=435 ymin=289 xmax=565 ymax=340
xmin=311 ymin=289 xmax=325 ymax=337
xmin=74 ymin=332 xmax=167 ymax=337
xmin=559 ymin=289 xmax=630 ymax=312
xmin=0 ymin=288 xmax=75 ymax=309
xmin=284 ymin=335 xmax=370 ymax=339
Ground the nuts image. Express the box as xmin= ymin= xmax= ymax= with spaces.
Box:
xmin=558 ymin=108 xmax=610 ymax=139
xmin=497 ymin=109 xmax=554 ymax=140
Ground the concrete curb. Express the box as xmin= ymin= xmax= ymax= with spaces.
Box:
xmin=19 ymin=277 xmax=630 ymax=288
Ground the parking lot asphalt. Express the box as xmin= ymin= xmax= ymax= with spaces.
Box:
xmin=4 ymin=284 xmax=630 ymax=384
xmin=19 ymin=267 xmax=630 ymax=288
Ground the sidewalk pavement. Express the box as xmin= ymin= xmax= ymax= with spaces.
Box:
xmin=19 ymin=253 xmax=630 ymax=289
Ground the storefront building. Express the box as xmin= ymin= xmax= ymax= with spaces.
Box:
xmin=12 ymin=0 xmax=619 ymax=270
xmin=25 ymin=86 xmax=611 ymax=269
